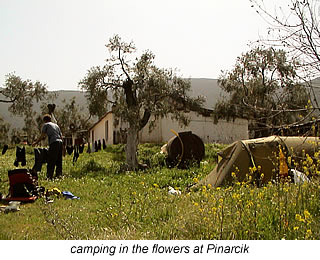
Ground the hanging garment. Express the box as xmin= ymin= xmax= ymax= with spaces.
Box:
xmin=66 ymin=145 xmax=74 ymax=155
xmin=32 ymin=148 xmax=48 ymax=173
xmin=14 ymin=146 xmax=26 ymax=167
xmin=2 ymin=144 xmax=8 ymax=155
xmin=87 ymin=143 xmax=91 ymax=153
xmin=73 ymin=145 xmax=79 ymax=163
xmin=79 ymin=144 xmax=84 ymax=154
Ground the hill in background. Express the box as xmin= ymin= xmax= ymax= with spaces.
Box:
xmin=0 ymin=90 xmax=89 ymax=130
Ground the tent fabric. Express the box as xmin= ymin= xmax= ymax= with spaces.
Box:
xmin=198 ymin=136 xmax=320 ymax=187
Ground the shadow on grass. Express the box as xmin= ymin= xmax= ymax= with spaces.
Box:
xmin=68 ymin=159 xmax=123 ymax=179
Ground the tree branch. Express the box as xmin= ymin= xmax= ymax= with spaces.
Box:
xmin=118 ymin=47 xmax=131 ymax=81
xmin=139 ymin=109 xmax=151 ymax=130
xmin=0 ymin=97 xmax=17 ymax=103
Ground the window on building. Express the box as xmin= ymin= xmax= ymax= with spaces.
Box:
xmin=105 ymin=120 xmax=109 ymax=141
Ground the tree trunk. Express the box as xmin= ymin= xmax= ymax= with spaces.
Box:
xmin=125 ymin=125 xmax=139 ymax=170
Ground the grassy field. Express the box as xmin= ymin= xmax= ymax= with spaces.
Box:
xmin=0 ymin=143 xmax=319 ymax=240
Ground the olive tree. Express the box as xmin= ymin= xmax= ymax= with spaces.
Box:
xmin=214 ymin=46 xmax=309 ymax=137
xmin=79 ymin=35 xmax=204 ymax=170
xmin=1 ymin=72 xmax=48 ymax=116
xmin=0 ymin=72 xmax=48 ymax=142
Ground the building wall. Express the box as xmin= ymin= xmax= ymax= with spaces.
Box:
xmin=138 ymin=118 xmax=162 ymax=143
xmin=89 ymin=111 xmax=248 ymax=146
xmin=139 ymin=112 xmax=249 ymax=144
xmin=89 ymin=112 xmax=114 ymax=151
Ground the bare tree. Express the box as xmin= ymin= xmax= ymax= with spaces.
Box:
xmin=250 ymin=0 xmax=320 ymax=109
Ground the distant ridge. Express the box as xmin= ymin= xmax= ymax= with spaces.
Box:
xmin=0 ymin=89 xmax=89 ymax=130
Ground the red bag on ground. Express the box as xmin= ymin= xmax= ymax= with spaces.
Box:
xmin=3 ymin=169 xmax=38 ymax=202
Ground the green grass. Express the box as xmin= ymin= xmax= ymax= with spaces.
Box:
xmin=0 ymin=143 xmax=319 ymax=240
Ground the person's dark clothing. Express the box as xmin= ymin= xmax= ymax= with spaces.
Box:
xmin=47 ymin=141 xmax=63 ymax=179
xmin=42 ymin=122 xmax=63 ymax=179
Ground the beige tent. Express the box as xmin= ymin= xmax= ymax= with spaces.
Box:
xmin=198 ymin=136 xmax=320 ymax=187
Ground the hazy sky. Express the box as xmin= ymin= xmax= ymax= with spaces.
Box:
xmin=0 ymin=0 xmax=279 ymax=91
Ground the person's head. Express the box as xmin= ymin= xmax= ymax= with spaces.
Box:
xmin=43 ymin=114 xmax=52 ymax=123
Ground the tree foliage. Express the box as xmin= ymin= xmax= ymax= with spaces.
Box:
xmin=52 ymin=97 xmax=93 ymax=138
xmin=79 ymin=35 xmax=204 ymax=169
xmin=0 ymin=72 xmax=48 ymax=117
xmin=214 ymin=46 xmax=309 ymax=137
xmin=28 ymin=97 xmax=93 ymax=145
xmin=0 ymin=73 xmax=49 ymax=144
xmin=21 ymin=106 xmax=38 ymax=143
xmin=0 ymin=117 xmax=10 ymax=145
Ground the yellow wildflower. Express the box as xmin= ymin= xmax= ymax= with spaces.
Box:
xmin=304 ymin=210 xmax=311 ymax=220
xmin=306 ymin=229 xmax=312 ymax=236
xmin=249 ymin=166 xmax=257 ymax=174
xmin=246 ymin=200 xmax=254 ymax=208
xmin=295 ymin=214 xmax=305 ymax=223
xmin=226 ymin=186 xmax=232 ymax=192
xmin=232 ymin=193 xmax=240 ymax=200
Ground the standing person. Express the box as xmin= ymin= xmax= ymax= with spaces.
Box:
xmin=33 ymin=114 xmax=63 ymax=179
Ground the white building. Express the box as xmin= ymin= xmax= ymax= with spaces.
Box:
xmin=88 ymin=79 xmax=249 ymax=149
